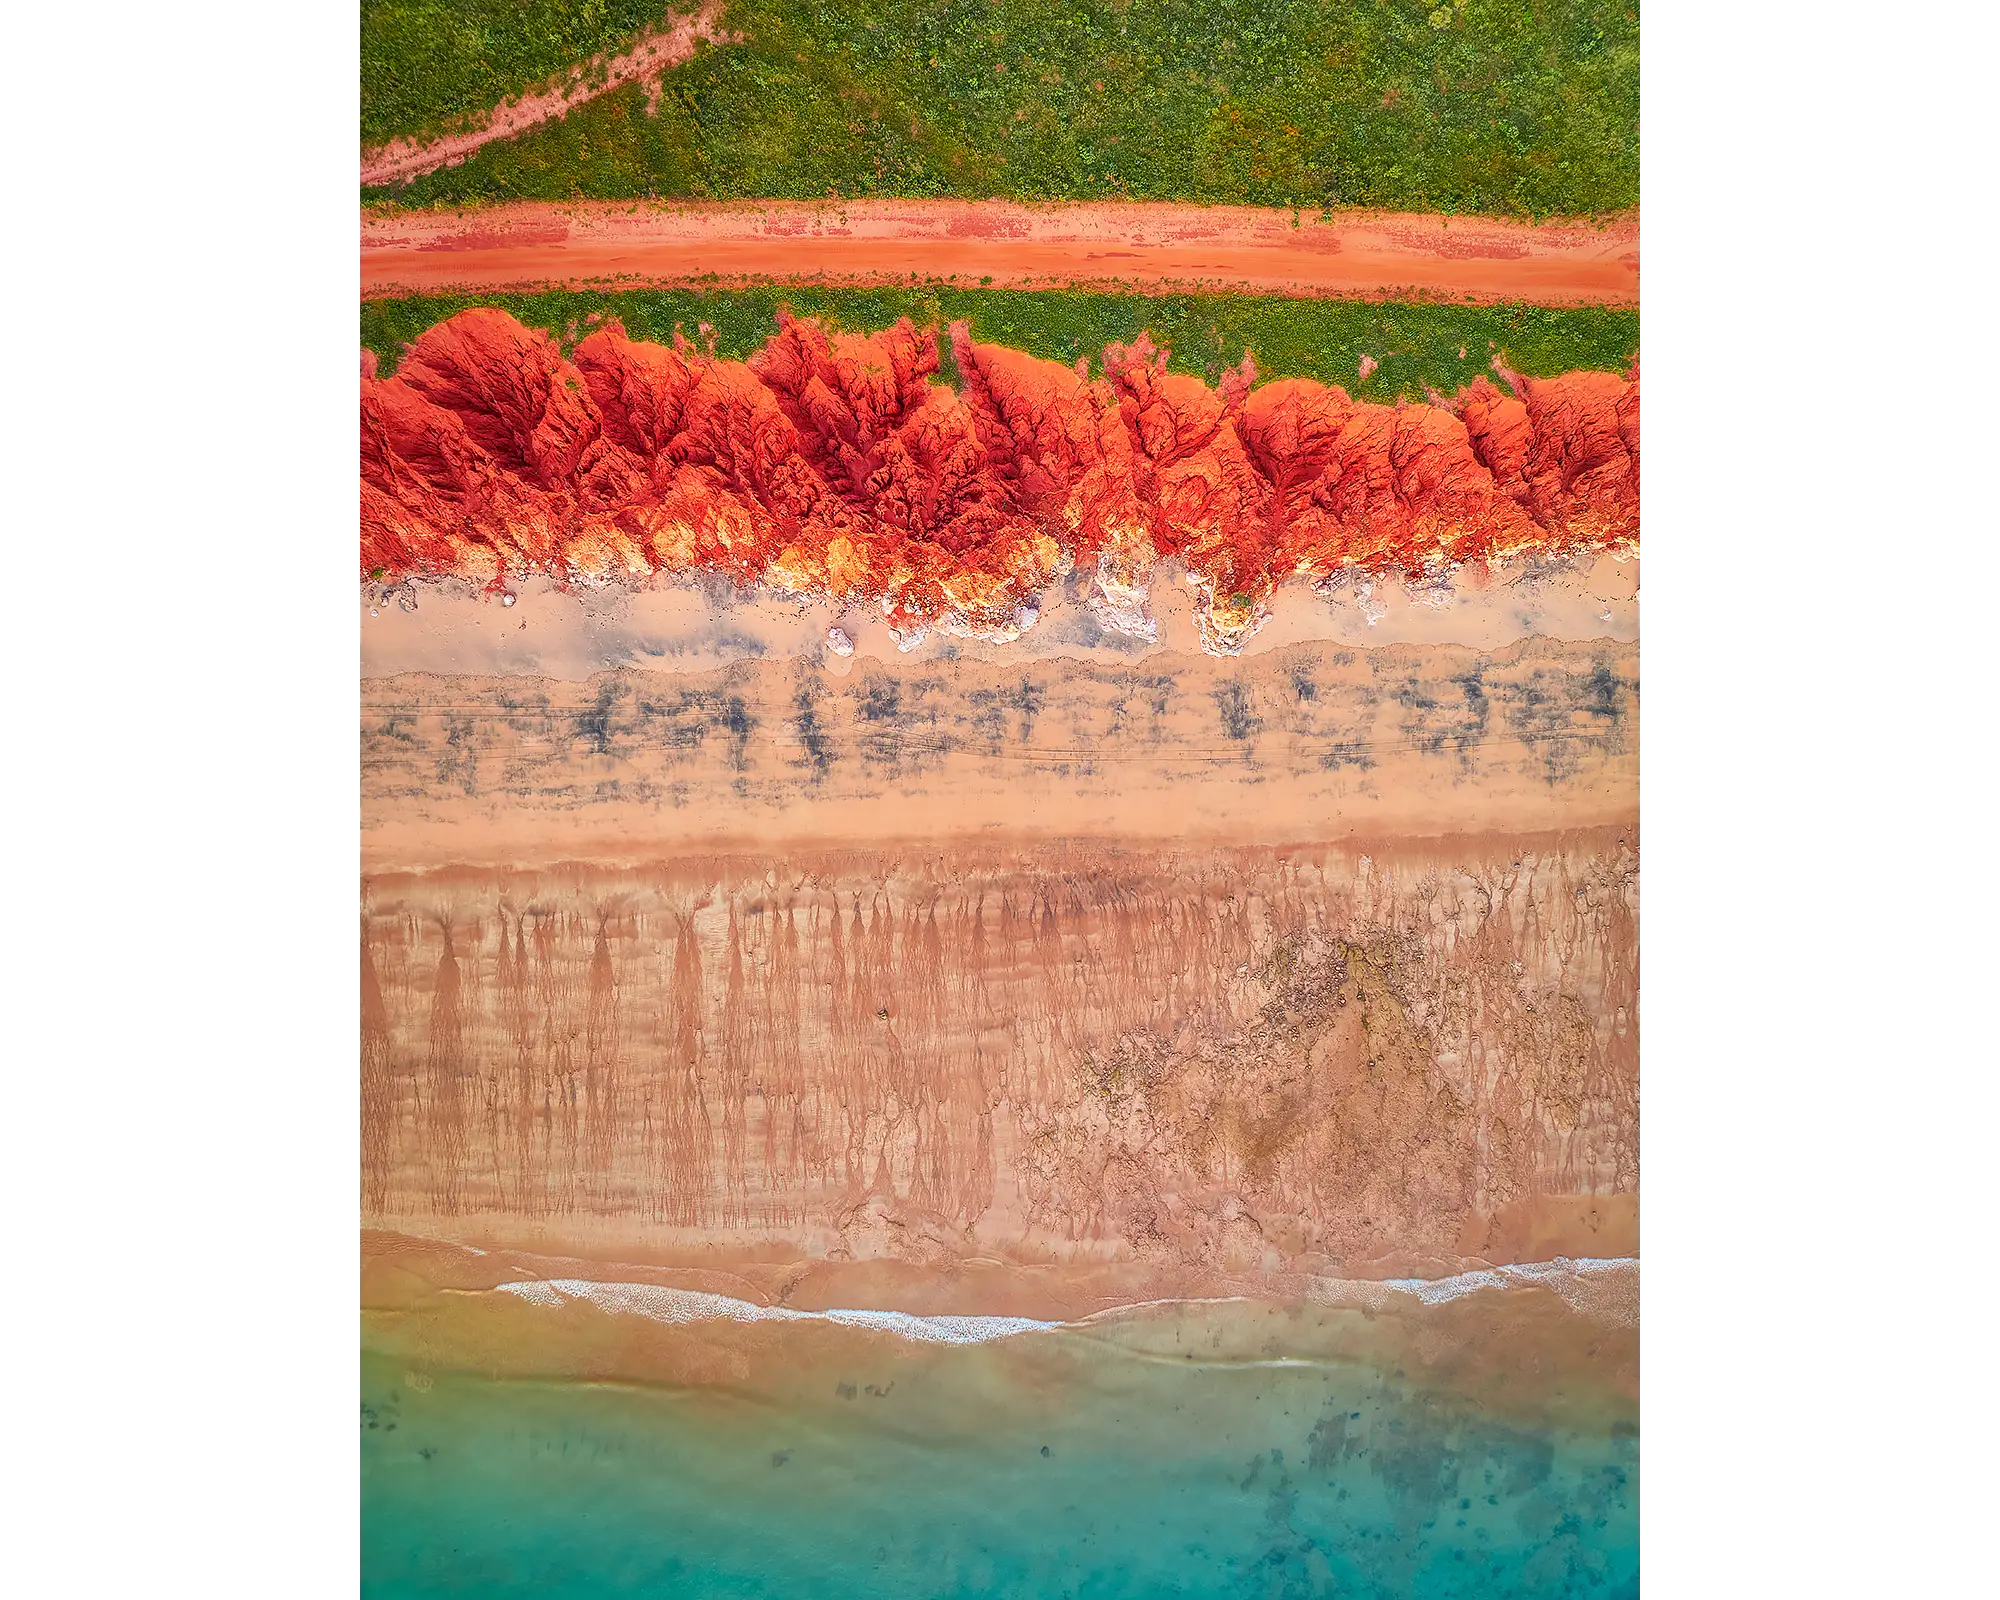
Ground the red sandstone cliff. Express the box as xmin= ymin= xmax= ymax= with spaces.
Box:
xmin=362 ymin=309 xmax=1638 ymax=648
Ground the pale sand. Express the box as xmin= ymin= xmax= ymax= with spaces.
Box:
xmin=362 ymin=557 xmax=1639 ymax=683
xmin=361 ymin=201 xmax=1638 ymax=306
xmin=361 ymin=635 xmax=1635 ymax=872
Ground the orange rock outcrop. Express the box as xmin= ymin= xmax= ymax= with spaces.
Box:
xmin=362 ymin=309 xmax=1638 ymax=649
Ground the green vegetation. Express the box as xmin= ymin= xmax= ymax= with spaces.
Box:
xmin=362 ymin=0 xmax=667 ymax=147
xmin=362 ymin=0 xmax=1639 ymax=217
xmin=361 ymin=283 xmax=1638 ymax=400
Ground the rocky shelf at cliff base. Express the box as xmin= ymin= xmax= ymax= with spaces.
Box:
xmin=363 ymin=309 xmax=1638 ymax=655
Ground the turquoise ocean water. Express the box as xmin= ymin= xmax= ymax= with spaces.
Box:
xmin=362 ymin=1287 xmax=1636 ymax=1599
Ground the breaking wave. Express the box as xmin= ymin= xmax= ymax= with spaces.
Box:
xmin=491 ymin=1257 xmax=1640 ymax=1344
xmin=496 ymin=1278 xmax=1058 ymax=1345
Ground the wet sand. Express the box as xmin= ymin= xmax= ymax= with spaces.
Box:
xmin=363 ymin=1237 xmax=1636 ymax=1420
xmin=362 ymin=830 xmax=1637 ymax=1283
xmin=364 ymin=1212 xmax=1638 ymax=1330
xmin=361 ymin=200 xmax=1639 ymax=305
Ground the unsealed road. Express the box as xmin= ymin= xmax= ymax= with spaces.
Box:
xmin=361 ymin=201 xmax=1638 ymax=305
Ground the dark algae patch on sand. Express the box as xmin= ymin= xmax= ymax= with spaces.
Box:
xmin=363 ymin=0 xmax=1641 ymax=218
xmin=360 ymin=284 xmax=1639 ymax=398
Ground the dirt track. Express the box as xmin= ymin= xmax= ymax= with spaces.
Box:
xmin=361 ymin=6 xmax=729 ymax=187
xmin=361 ymin=200 xmax=1639 ymax=305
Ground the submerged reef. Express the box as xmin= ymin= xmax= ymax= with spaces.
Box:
xmin=362 ymin=309 xmax=1638 ymax=653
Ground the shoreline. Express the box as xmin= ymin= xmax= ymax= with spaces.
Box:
xmin=362 ymin=1228 xmax=1639 ymax=1435
xmin=364 ymin=1178 xmax=1639 ymax=1328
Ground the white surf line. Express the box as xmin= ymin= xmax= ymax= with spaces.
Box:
xmin=362 ymin=5 xmax=733 ymax=187
xmin=1384 ymin=1256 xmax=1637 ymax=1306
xmin=495 ymin=1278 xmax=1057 ymax=1345
xmin=1313 ymin=1257 xmax=1639 ymax=1325
xmin=486 ymin=1258 xmax=1640 ymax=1344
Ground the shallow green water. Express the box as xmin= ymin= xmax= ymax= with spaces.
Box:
xmin=361 ymin=1307 xmax=1636 ymax=1598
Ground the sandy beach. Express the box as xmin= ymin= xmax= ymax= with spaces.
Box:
xmin=362 ymin=636 xmax=1635 ymax=871
xmin=363 ymin=829 xmax=1636 ymax=1284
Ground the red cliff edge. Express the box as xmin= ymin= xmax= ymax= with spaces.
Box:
xmin=363 ymin=308 xmax=1637 ymax=650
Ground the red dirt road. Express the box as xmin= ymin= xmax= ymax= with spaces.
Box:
xmin=361 ymin=201 xmax=1639 ymax=305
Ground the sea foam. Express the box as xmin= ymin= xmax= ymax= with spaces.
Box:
xmin=491 ymin=1257 xmax=1639 ymax=1344
xmin=495 ymin=1279 xmax=1057 ymax=1345
xmin=1311 ymin=1256 xmax=1639 ymax=1325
